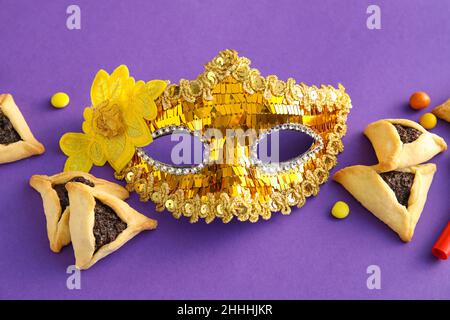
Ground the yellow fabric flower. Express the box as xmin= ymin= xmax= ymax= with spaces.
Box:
xmin=60 ymin=65 xmax=166 ymax=172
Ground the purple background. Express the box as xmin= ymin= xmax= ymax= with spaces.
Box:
xmin=1 ymin=0 xmax=449 ymax=299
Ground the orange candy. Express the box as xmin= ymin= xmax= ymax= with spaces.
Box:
xmin=409 ymin=92 xmax=430 ymax=110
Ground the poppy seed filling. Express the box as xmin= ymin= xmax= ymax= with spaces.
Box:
xmin=0 ymin=110 xmax=21 ymax=145
xmin=93 ymin=201 xmax=127 ymax=251
xmin=394 ymin=124 xmax=422 ymax=144
xmin=379 ymin=171 xmax=415 ymax=207
xmin=53 ymin=177 xmax=95 ymax=215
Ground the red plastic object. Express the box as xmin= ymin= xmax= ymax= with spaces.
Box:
xmin=432 ymin=222 xmax=450 ymax=260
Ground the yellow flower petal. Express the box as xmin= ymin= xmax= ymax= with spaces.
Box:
xmin=127 ymin=80 xmax=147 ymax=114
xmin=143 ymin=99 xmax=158 ymax=120
xmin=121 ymin=76 xmax=137 ymax=106
xmin=108 ymin=65 xmax=130 ymax=102
xmin=144 ymin=80 xmax=167 ymax=120
xmin=83 ymin=107 xmax=93 ymax=121
xmin=90 ymin=65 xmax=131 ymax=107
xmin=110 ymin=65 xmax=130 ymax=80
xmin=82 ymin=107 xmax=93 ymax=134
xmin=64 ymin=153 xmax=93 ymax=172
xmin=147 ymin=80 xmax=167 ymax=99
xmin=90 ymin=69 xmax=110 ymax=106
xmin=124 ymin=112 xmax=152 ymax=147
xmin=59 ymin=132 xmax=91 ymax=156
xmin=88 ymin=139 xmax=107 ymax=166
xmin=128 ymin=80 xmax=159 ymax=120
xmin=105 ymin=134 xmax=126 ymax=161
xmin=105 ymin=134 xmax=135 ymax=172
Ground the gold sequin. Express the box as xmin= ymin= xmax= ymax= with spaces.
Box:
xmin=125 ymin=171 xmax=134 ymax=183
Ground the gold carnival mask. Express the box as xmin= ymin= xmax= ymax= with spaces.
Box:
xmin=60 ymin=49 xmax=351 ymax=223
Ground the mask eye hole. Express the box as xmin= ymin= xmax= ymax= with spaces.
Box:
xmin=138 ymin=126 xmax=207 ymax=175
xmin=256 ymin=130 xmax=315 ymax=163
xmin=251 ymin=123 xmax=324 ymax=173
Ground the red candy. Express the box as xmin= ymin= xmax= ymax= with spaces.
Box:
xmin=432 ymin=222 xmax=450 ymax=260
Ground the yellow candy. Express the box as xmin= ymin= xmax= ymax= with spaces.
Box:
xmin=51 ymin=92 xmax=70 ymax=108
xmin=331 ymin=201 xmax=350 ymax=219
xmin=419 ymin=112 xmax=437 ymax=129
